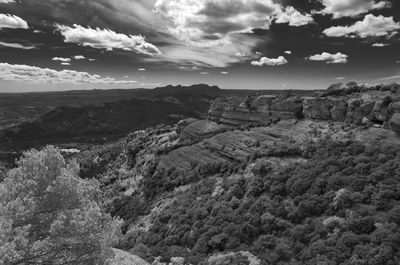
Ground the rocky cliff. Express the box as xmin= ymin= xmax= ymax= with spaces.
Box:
xmin=208 ymin=83 xmax=400 ymax=134
xmin=86 ymin=82 xmax=400 ymax=265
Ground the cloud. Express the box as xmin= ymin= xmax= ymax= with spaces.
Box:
xmin=52 ymin=57 xmax=71 ymax=62
xmin=235 ymin=52 xmax=248 ymax=57
xmin=284 ymin=50 xmax=292 ymax=55
xmin=178 ymin=65 xmax=201 ymax=71
xmin=0 ymin=14 xmax=28 ymax=29
xmin=153 ymin=0 xmax=312 ymax=46
xmin=372 ymin=43 xmax=388 ymax=47
xmin=0 ymin=41 xmax=36 ymax=49
xmin=221 ymin=71 xmax=228 ymax=75
xmin=55 ymin=24 xmax=161 ymax=56
xmin=61 ymin=62 xmax=71 ymax=66
xmin=151 ymin=0 xmax=311 ymax=68
xmin=200 ymin=72 xmax=209 ymax=75
xmin=73 ymin=55 xmax=85 ymax=60
xmin=307 ymin=52 xmax=348 ymax=64
xmin=251 ymin=56 xmax=288 ymax=66
xmin=318 ymin=0 xmax=390 ymax=19
xmin=88 ymin=58 xmax=96 ymax=61
xmin=275 ymin=6 xmax=313 ymax=27
xmin=138 ymin=68 xmax=146 ymax=71
xmin=0 ymin=0 xmax=15 ymax=3
xmin=323 ymin=14 xmax=400 ymax=38
xmin=0 ymin=63 xmax=138 ymax=84
xmin=146 ymin=34 xmax=262 ymax=68
xmin=378 ymin=74 xmax=400 ymax=81
xmin=154 ymin=0 xmax=280 ymax=47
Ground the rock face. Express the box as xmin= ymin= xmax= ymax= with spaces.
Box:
xmin=178 ymin=119 xmax=226 ymax=144
xmin=209 ymin=96 xmax=303 ymax=125
xmin=302 ymin=98 xmax=348 ymax=121
xmin=208 ymin=88 xmax=400 ymax=134
xmin=389 ymin=102 xmax=400 ymax=133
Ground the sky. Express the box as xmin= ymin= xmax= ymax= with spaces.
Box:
xmin=0 ymin=0 xmax=399 ymax=92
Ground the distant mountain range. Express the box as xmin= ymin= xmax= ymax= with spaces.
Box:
xmin=0 ymin=84 xmax=316 ymax=152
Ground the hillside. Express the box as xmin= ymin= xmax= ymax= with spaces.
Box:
xmin=67 ymin=82 xmax=400 ymax=264
xmin=0 ymin=84 xmax=317 ymax=165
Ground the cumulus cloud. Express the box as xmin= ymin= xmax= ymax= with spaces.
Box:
xmin=251 ymin=56 xmax=288 ymax=66
xmin=61 ymin=62 xmax=71 ymax=66
xmin=275 ymin=6 xmax=313 ymax=27
xmin=152 ymin=0 xmax=311 ymax=67
xmin=73 ymin=55 xmax=85 ymax=60
xmin=138 ymin=68 xmax=146 ymax=71
xmin=0 ymin=41 xmax=36 ymax=49
xmin=153 ymin=0 xmax=312 ymax=47
xmin=323 ymin=14 xmax=400 ymax=38
xmin=221 ymin=71 xmax=228 ymax=75
xmin=55 ymin=24 xmax=161 ymax=56
xmin=0 ymin=0 xmax=16 ymax=4
xmin=52 ymin=57 xmax=71 ymax=62
xmin=372 ymin=43 xmax=388 ymax=47
xmin=0 ymin=14 xmax=28 ymax=29
xmin=0 ymin=63 xmax=138 ymax=84
xmin=284 ymin=50 xmax=292 ymax=55
xmin=318 ymin=0 xmax=390 ymax=18
xmin=154 ymin=0 xmax=279 ymax=46
xmin=307 ymin=52 xmax=348 ymax=64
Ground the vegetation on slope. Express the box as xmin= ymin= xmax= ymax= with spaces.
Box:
xmin=115 ymin=140 xmax=400 ymax=264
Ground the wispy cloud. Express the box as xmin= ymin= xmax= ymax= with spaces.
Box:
xmin=0 ymin=41 xmax=36 ymax=49
xmin=52 ymin=57 xmax=71 ymax=62
xmin=318 ymin=0 xmax=390 ymax=18
xmin=0 ymin=63 xmax=138 ymax=84
xmin=372 ymin=43 xmax=389 ymax=47
xmin=73 ymin=55 xmax=85 ymax=60
xmin=0 ymin=14 xmax=28 ymax=29
xmin=55 ymin=24 xmax=161 ymax=56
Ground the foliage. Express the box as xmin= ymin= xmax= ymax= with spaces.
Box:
xmin=0 ymin=146 xmax=122 ymax=265
xmin=122 ymin=141 xmax=400 ymax=264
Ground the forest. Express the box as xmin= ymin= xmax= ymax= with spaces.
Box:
xmin=115 ymin=140 xmax=400 ymax=264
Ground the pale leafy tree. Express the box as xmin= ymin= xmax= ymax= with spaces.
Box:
xmin=0 ymin=146 xmax=122 ymax=265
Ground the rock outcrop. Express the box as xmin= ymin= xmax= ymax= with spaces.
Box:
xmin=208 ymin=85 xmax=400 ymax=134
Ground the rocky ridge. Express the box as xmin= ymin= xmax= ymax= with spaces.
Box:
xmin=208 ymin=83 xmax=400 ymax=134
xmin=90 ymin=83 xmax=400 ymax=265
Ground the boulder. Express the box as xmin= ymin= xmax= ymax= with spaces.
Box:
xmin=330 ymin=99 xmax=348 ymax=121
xmin=346 ymin=99 xmax=374 ymax=124
xmin=389 ymin=113 xmax=400 ymax=134
xmin=372 ymin=97 xmax=392 ymax=123
xmin=389 ymin=102 xmax=400 ymax=114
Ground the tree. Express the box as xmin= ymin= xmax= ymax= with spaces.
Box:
xmin=0 ymin=146 xmax=122 ymax=265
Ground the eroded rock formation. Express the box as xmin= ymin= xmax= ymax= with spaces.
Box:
xmin=208 ymin=85 xmax=400 ymax=134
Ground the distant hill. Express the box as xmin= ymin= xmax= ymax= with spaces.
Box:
xmin=0 ymin=84 xmax=316 ymax=152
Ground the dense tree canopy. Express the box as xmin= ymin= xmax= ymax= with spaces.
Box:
xmin=0 ymin=146 xmax=121 ymax=265
xmin=119 ymin=141 xmax=400 ymax=264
